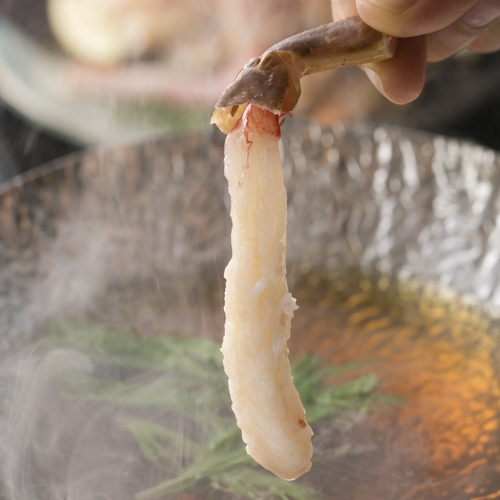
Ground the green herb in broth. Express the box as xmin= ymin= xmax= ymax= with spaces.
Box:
xmin=49 ymin=324 xmax=390 ymax=500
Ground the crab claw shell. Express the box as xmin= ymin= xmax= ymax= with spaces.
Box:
xmin=211 ymin=51 xmax=301 ymax=134
xmin=268 ymin=16 xmax=394 ymax=76
xmin=216 ymin=50 xmax=301 ymax=113
xmin=211 ymin=16 xmax=395 ymax=134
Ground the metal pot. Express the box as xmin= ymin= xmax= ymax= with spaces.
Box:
xmin=1 ymin=122 xmax=499 ymax=499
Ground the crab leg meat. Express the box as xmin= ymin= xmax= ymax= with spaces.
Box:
xmin=222 ymin=103 xmax=313 ymax=480
xmin=215 ymin=15 xmax=395 ymax=480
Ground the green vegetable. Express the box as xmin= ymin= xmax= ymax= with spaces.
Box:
xmin=49 ymin=324 xmax=394 ymax=500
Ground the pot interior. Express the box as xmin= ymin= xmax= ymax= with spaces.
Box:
xmin=1 ymin=122 xmax=500 ymax=500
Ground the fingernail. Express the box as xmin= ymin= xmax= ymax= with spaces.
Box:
xmin=361 ymin=0 xmax=418 ymax=14
xmin=461 ymin=0 xmax=500 ymax=30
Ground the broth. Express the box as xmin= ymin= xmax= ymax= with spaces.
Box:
xmin=291 ymin=268 xmax=500 ymax=500
xmin=3 ymin=269 xmax=500 ymax=500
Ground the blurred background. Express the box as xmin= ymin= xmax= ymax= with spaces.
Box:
xmin=0 ymin=0 xmax=500 ymax=182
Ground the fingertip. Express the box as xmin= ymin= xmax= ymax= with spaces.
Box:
xmin=363 ymin=35 xmax=427 ymax=104
xmin=330 ymin=0 xmax=359 ymax=21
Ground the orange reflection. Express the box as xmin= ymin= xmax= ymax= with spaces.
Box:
xmin=290 ymin=270 xmax=500 ymax=486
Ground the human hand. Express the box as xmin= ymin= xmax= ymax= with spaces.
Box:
xmin=331 ymin=0 xmax=500 ymax=104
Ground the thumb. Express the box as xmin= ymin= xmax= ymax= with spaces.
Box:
xmin=356 ymin=0 xmax=478 ymax=37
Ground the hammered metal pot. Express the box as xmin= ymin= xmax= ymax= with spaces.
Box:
xmin=0 ymin=122 xmax=500 ymax=500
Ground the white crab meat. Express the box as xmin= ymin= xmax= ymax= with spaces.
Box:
xmin=222 ymin=104 xmax=313 ymax=480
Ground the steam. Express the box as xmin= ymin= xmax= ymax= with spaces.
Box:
xmin=0 ymin=342 xmax=200 ymax=500
xmin=0 ymin=347 xmax=94 ymax=500
xmin=0 ymin=138 xmax=229 ymax=500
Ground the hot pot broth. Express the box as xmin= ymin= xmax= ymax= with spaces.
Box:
xmin=5 ymin=269 xmax=500 ymax=500
xmin=292 ymin=269 xmax=500 ymax=499
xmin=0 ymin=123 xmax=499 ymax=499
